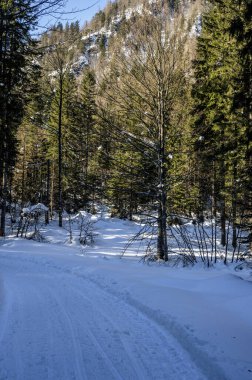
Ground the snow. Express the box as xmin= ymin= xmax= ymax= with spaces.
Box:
xmin=80 ymin=2 xmax=145 ymax=62
xmin=74 ymin=55 xmax=89 ymax=67
xmin=124 ymin=4 xmax=145 ymax=20
xmin=234 ymin=261 xmax=252 ymax=281
xmin=22 ymin=203 xmax=49 ymax=213
xmin=0 ymin=212 xmax=252 ymax=379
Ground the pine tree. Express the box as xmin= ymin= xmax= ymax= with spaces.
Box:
xmin=229 ymin=0 xmax=252 ymax=252
xmin=192 ymin=0 xmax=244 ymax=248
xmin=77 ymin=69 xmax=97 ymax=207
xmin=0 ymin=0 xmax=37 ymax=235
xmin=191 ymin=0 xmax=252 ymax=258
xmin=60 ymin=70 xmax=97 ymax=211
xmin=0 ymin=0 xmax=65 ymax=234
xmin=12 ymin=58 xmax=51 ymax=207
xmin=45 ymin=38 xmax=76 ymax=225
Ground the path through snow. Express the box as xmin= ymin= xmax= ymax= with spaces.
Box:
xmin=0 ymin=214 xmax=251 ymax=379
xmin=0 ymin=251 xmax=213 ymax=380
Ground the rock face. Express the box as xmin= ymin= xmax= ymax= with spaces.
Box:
xmin=75 ymin=12 xmax=131 ymax=69
xmin=72 ymin=0 xmax=200 ymax=73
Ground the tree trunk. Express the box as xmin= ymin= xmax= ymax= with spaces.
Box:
xmin=212 ymin=159 xmax=217 ymax=218
xmin=50 ymin=159 xmax=55 ymax=220
xmin=246 ymin=54 xmax=252 ymax=254
xmin=58 ymin=77 xmax=63 ymax=227
xmin=0 ymin=77 xmax=8 ymax=237
xmin=220 ymin=199 xmax=226 ymax=246
xmin=0 ymin=162 xmax=7 ymax=237
xmin=220 ymin=140 xmax=226 ymax=247
xmin=232 ymin=158 xmax=238 ymax=249
xmin=21 ymin=133 xmax=26 ymax=207
xmin=156 ymin=81 xmax=168 ymax=261
xmin=45 ymin=159 xmax=50 ymax=224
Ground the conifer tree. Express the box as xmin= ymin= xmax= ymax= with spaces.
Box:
xmin=0 ymin=0 xmax=64 ymax=234
xmin=192 ymin=0 xmax=243 ymax=247
xmin=191 ymin=0 xmax=252 ymax=256
xmin=80 ymin=71 xmax=96 ymax=193
xmin=60 ymin=70 xmax=97 ymax=211
xmin=12 ymin=59 xmax=50 ymax=207
xmin=229 ymin=0 xmax=252 ymax=251
xmin=45 ymin=39 xmax=76 ymax=225
xmin=0 ymin=0 xmax=36 ymax=235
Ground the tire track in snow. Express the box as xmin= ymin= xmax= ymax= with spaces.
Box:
xmin=54 ymin=273 xmax=208 ymax=380
xmin=0 ymin=273 xmax=61 ymax=380
xmin=0 ymin=251 xmax=225 ymax=380
xmin=35 ymin=285 xmax=86 ymax=380
xmin=0 ymin=281 xmax=23 ymax=380
xmin=46 ymin=280 xmax=144 ymax=380
xmin=61 ymin=282 xmax=148 ymax=380
xmin=0 ymin=256 xmax=135 ymax=380
xmin=80 ymin=272 xmax=228 ymax=380
xmin=0 ymin=261 xmax=86 ymax=380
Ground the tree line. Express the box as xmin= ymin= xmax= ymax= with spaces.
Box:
xmin=0 ymin=0 xmax=251 ymax=261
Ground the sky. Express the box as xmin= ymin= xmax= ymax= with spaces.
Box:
xmin=38 ymin=0 xmax=109 ymax=31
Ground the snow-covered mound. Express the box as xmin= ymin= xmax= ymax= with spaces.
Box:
xmin=234 ymin=261 xmax=252 ymax=282
xmin=22 ymin=203 xmax=48 ymax=214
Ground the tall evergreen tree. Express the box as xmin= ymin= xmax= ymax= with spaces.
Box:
xmin=192 ymin=0 xmax=245 ymax=247
xmin=0 ymin=0 xmax=37 ymax=235
xmin=0 ymin=0 xmax=64 ymax=234
xmin=45 ymin=39 xmax=76 ymax=225
xmin=229 ymin=0 xmax=252 ymax=252
xmin=78 ymin=69 xmax=97 ymax=206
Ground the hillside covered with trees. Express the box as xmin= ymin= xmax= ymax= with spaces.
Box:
xmin=0 ymin=0 xmax=251 ymax=263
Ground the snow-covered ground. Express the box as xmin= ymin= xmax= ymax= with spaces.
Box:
xmin=0 ymin=212 xmax=251 ymax=380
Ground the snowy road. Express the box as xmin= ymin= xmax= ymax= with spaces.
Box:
xmin=0 ymin=221 xmax=251 ymax=380
xmin=0 ymin=248 xmax=215 ymax=380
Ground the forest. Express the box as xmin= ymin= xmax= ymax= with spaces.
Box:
xmin=0 ymin=0 xmax=251 ymax=264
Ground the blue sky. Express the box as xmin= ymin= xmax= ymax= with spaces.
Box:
xmin=38 ymin=0 xmax=109 ymax=30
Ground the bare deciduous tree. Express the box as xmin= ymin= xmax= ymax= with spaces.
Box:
xmin=97 ymin=2 xmax=200 ymax=260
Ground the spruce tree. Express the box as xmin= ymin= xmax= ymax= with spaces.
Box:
xmin=79 ymin=70 xmax=97 ymax=202
xmin=229 ymin=0 xmax=252 ymax=252
xmin=192 ymin=0 xmax=243 ymax=247
xmin=45 ymin=37 xmax=76 ymax=225
xmin=0 ymin=0 xmax=36 ymax=235
xmin=191 ymin=0 xmax=252 ymax=257
xmin=0 ymin=0 xmax=65 ymax=234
